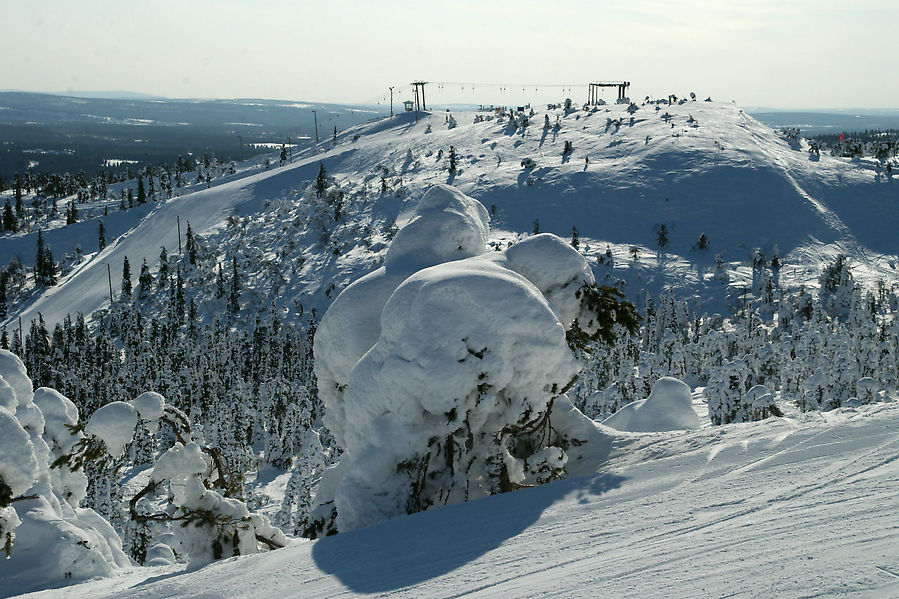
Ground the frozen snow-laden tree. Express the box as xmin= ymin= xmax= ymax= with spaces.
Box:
xmin=818 ymin=254 xmax=857 ymax=320
xmin=314 ymin=184 xmax=491 ymax=447
xmin=705 ymin=359 xmax=751 ymax=425
xmin=55 ymin=391 xmax=287 ymax=565
xmin=275 ymin=430 xmax=326 ymax=537
xmin=0 ymin=351 xmax=130 ymax=594
xmin=312 ymin=186 xmax=637 ymax=534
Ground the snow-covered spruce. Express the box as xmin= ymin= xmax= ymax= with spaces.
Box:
xmin=0 ymin=350 xmax=129 ymax=595
xmin=314 ymin=184 xmax=490 ymax=447
xmin=57 ymin=391 xmax=288 ymax=565
xmin=312 ymin=185 xmax=637 ymax=534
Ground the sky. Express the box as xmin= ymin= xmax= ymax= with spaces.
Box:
xmin=3 ymin=0 xmax=897 ymax=109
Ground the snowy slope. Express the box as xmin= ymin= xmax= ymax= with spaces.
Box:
xmin=6 ymin=100 xmax=898 ymax=331
xmin=23 ymin=401 xmax=899 ymax=599
xmin=4 ymin=153 xmax=338 ymax=330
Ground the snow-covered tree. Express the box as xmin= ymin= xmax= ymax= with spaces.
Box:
xmin=55 ymin=391 xmax=287 ymax=565
xmin=0 ymin=351 xmax=130 ymax=589
xmin=312 ymin=186 xmax=637 ymax=534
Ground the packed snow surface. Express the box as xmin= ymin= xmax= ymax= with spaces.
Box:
xmin=24 ymin=401 xmax=899 ymax=599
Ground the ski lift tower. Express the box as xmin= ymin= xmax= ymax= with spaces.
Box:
xmin=411 ymin=81 xmax=428 ymax=111
xmin=587 ymin=81 xmax=631 ymax=104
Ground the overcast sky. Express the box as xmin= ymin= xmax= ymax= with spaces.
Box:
xmin=4 ymin=0 xmax=896 ymax=109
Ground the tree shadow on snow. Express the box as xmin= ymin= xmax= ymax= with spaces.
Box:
xmin=311 ymin=471 xmax=625 ymax=593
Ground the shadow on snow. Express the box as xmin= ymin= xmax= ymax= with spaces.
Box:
xmin=312 ymin=471 xmax=626 ymax=594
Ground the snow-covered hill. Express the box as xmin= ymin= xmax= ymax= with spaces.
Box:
xmin=6 ymin=98 xmax=898 ymax=331
xmin=5 ymin=99 xmax=899 ymax=599
xmin=24 ymin=401 xmax=899 ymax=599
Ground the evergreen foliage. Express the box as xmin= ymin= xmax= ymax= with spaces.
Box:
xmin=121 ymin=257 xmax=132 ymax=297
xmin=315 ymin=163 xmax=327 ymax=198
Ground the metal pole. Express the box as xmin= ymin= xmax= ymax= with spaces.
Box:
xmin=107 ymin=263 xmax=114 ymax=303
xmin=312 ymin=110 xmax=319 ymax=143
xmin=389 ymin=86 xmax=394 ymax=117
xmin=421 ymin=83 xmax=426 ymax=111
xmin=177 ymin=215 xmax=182 ymax=254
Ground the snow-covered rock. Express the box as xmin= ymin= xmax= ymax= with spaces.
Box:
xmin=603 ymin=377 xmax=700 ymax=432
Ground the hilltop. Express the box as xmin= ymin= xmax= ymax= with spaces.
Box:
xmin=5 ymin=97 xmax=898 ymax=333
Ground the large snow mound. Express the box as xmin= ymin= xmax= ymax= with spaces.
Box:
xmin=603 ymin=376 xmax=700 ymax=432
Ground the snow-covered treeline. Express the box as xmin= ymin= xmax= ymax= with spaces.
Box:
xmin=571 ymin=255 xmax=899 ymax=423
xmin=7 ymin=221 xmax=324 ymax=566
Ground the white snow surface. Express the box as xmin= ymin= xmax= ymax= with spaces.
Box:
xmin=603 ymin=376 xmax=701 ymax=432
xmin=3 ymin=101 xmax=899 ymax=597
xmin=23 ymin=401 xmax=899 ymax=599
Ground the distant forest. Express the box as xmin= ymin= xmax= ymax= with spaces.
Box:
xmin=0 ymin=92 xmax=375 ymax=175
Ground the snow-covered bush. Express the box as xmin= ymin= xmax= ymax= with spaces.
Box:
xmin=742 ymin=385 xmax=783 ymax=421
xmin=0 ymin=350 xmax=130 ymax=594
xmin=312 ymin=186 xmax=637 ymax=534
xmin=602 ymin=377 xmax=700 ymax=432
xmin=856 ymin=377 xmax=881 ymax=405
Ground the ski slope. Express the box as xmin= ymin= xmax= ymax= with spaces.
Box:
xmin=6 ymin=100 xmax=898 ymax=331
xmin=5 ymin=153 xmax=341 ymax=330
xmin=22 ymin=401 xmax=899 ymax=599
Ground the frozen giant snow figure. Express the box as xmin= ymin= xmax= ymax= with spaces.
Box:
xmin=314 ymin=184 xmax=490 ymax=446
xmin=312 ymin=186 xmax=633 ymax=534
